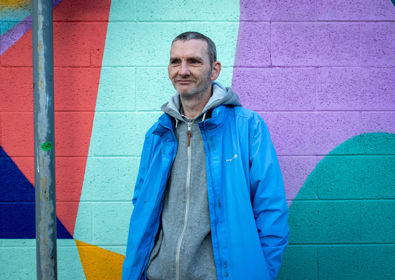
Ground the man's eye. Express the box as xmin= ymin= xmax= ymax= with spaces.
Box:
xmin=191 ymin=60 xmax=198 ymax=64
xmin=170 ymin=60 xmax=179 ymax=64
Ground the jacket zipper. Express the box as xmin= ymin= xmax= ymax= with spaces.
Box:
xmin=176 ymin=122 xmax=192 ymax=280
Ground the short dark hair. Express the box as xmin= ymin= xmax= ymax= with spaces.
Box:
xmin=172 ymin=32 xmax=217 ymax=66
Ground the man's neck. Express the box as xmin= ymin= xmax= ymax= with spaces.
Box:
xmin=180 ymin=84 xmax=212 ymax=120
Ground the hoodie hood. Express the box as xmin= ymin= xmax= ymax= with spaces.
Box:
xmin=161 ymin=81 xmax=242 ymax=122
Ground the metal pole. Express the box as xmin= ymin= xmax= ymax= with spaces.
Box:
xmin=33 ymin=0 xmax=57 ymax=279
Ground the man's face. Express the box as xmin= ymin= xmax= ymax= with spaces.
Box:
xmin=168 ymin=39 xmax=214 ymax=97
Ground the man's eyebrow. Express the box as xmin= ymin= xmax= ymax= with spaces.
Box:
xmin=187 ymin=56 xmax=203 ymax=62
xmin=170 ymin=57 xmax=181 ymax=61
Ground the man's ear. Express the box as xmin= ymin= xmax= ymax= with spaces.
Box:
xmin=210 ymin=61 xmax=221 ymax=81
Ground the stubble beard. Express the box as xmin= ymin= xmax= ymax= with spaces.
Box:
xmin=177 ymin=71 xmax=212 ymax=102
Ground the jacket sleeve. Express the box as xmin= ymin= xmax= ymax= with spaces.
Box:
xmin=123 ymin=133 xmax=153 ymax=280
xmin=249 ymin=117 xmax=289 ymax=280
xmin=132 ymin=133 xmax=152 ymax=206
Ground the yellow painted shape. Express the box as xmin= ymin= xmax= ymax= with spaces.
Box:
xmin=0 ymin=0 xmax=31 ymax=10
xmin=75 ymin=239 xmax=125 ymax=280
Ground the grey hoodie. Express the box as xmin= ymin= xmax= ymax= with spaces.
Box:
xmin=146 ymin=82 xmax=242 ymax=280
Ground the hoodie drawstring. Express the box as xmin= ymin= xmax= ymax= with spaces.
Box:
xmin=175 ymin=119 xmax=179 ymax=128
xmin=202 ymin=112 xmax=207 ymax=122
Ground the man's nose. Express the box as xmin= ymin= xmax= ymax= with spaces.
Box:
xmin=179 ymin=61 xmax=190 ymax=76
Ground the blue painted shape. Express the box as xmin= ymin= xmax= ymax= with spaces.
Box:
xmin=0 ymin=146 xmax=72 ymax=239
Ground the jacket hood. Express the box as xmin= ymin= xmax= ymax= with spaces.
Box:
xmin=161 ymin=81 xmax=242 ymax=122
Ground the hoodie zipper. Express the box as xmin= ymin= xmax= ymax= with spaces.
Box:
xmin=176 ymin=122 xmax=192 ymax=280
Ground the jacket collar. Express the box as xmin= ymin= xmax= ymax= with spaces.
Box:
xmin=153 ymin=105 xmax=229 ymax=136
xmin=152 ymin=113 xmax=174 ymax=136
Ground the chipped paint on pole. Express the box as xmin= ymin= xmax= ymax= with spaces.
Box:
xmin=33 ymin=0 xmax=57 ymax=279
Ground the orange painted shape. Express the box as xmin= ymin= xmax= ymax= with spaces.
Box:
xmin=0 ymin=0 xmax=111 ymax=236
xmin=75 ymin=239 xmax=125 ymax=280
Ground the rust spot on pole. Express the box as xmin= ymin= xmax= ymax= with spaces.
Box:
xmin=41 ymin=177 xmax=47 ymax=187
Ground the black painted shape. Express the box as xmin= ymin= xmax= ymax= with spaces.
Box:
xmin=0 ymin=146 xmax=72 ymax=239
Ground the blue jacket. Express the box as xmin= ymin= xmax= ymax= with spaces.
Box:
xmin=123 ymin=104 xmax=289 ymax=280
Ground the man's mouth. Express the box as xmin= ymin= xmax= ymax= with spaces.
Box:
xmin=176 ymin=80 xmax=194 ymax=84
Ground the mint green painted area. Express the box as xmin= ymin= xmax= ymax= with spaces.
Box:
xmin=106 ymin=0 xmax=136 ymax=21
xmin=91 ymin=203 xmax=133 ymax=246
xmin=278 ymin=133 xmax=395 ymax=280
xmin=0 ymin=242 xmax=35 ymax=279
xmin=57 ymin=239 xmax=86 ymax=280
xmin=0 ymin=239 xmax=85 ymax=280
xmin=102 ymin=246 xmax=127 ymax=256
xmin=136 ymin=0 xmax=239 ymax=22
xmin=79 ymin=157 xmax=138 ymax=200
xmin=95 ymin=67 xmax=136 ymax=112
xmin=75 ymin=0 xmax=239 ymax=254
xmin=73 ymin=202 xmax=92 ymax=244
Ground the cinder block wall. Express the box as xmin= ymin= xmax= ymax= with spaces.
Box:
xmin=0 ymin=0 xmax=394 ymax=279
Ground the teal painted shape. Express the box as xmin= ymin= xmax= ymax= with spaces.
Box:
xmin=319 ymin=245 xmax=395 ymax=280
xmin=278 ymin=133 xmax=395 ymax=280
xmin=74 ymin=0 xmax=240 ymax=254
xmin=295 ymin=133 xmax=395 ymax=200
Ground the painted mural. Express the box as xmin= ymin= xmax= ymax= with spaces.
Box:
xmin=1 ymin=0 xmax=394 ymax=279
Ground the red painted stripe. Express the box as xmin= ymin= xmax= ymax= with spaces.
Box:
xmin=0 ymin=0 xmax=112 ymax=236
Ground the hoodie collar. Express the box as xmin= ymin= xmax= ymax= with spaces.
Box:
xmin=161 ymin=81 xmax=242 ymax=123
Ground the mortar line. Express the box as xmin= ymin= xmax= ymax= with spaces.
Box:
xmin=2 ymin=65 xmax=394 ymax=69
xmin=7 ymin=153 xmax=395 ymax=158
xmin=256 ymin=109 xmax=395 ymax=112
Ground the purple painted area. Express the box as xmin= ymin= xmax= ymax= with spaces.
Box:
xmin=233 ymin=1 xmax=395 ymax=203
xmin=361 ymin=112 xmax=395 ymax=132
xmin=260 ymin=112 xmax=364 ymax=156
xmin=278 ymin=156 xmax=320 ymax=203
xmin=232 ymin=68 xmax=315 ymax=111
xmin=239 ymin=0 xmax=315 ymax=21
xmin=361 ymin=23 xmax=395 ymax=66
xmin=316 ymin=0 xmax=395 ymax=21
xmin=317 ymin=68 xmax=395 ymax=110
xmin=0 ymin=0 xmax=62 ymax=56
xmin=0 ymin=18 xmax=32 ymax=56
xmin=233 ymin=22 xmax=271 ymax=67
xmin=271 ymin=23 xmax=360 ymax=66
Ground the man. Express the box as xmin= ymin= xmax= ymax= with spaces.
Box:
xmin=122 ymin=32 xmax=289 ymax=280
